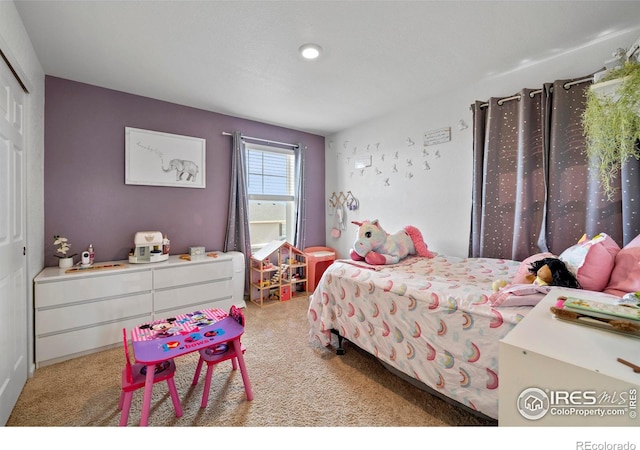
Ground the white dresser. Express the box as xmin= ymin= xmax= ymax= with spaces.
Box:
xmin=34 ymin=252 xmax=246 ymax=367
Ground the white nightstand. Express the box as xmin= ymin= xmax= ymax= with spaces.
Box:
xmin=499 ymin=287 xmax=640 ymax=426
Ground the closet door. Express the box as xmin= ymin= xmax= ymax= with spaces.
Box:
xmin=0 ymin=56 xmax=27 ymax=426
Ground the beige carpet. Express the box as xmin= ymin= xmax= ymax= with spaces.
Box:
xmin=7 ymin=296 xmax=494 ymax=427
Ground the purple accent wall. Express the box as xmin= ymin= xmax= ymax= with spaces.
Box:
xmin=44 ymin=76 xmax=326 ymax=266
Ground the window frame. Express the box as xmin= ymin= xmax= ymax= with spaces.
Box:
xmin=245 ymin=142 xmax=296 ymax=251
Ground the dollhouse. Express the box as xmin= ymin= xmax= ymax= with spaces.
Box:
xmin=249 ymin=241 xmax=308 ymax=307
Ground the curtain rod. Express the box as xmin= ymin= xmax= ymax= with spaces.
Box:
xmin=222 ymin=131 xmax=298 ymax=149
xmin=478 ymin=76 xmax=593 ymax=109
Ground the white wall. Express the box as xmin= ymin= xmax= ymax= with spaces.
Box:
xmin=325 ymin=26 xmax=640 ymax=260
xmin=1 ymin=1 xmax=45 ymax=375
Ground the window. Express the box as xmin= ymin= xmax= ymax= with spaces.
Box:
xmin=245 ymin=143 xmax=296 ymax=252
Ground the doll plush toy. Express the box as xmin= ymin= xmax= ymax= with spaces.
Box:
xmin=528 ymin=257 xmax=581 ymax=289
xmin=490 ymin=256 xmax=582 ymax=307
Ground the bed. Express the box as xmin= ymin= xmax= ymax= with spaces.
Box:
xmin=307 ymin=254 xmax=530 ymax=421
xmin=307 ymin=232 xmax=640 ymax=422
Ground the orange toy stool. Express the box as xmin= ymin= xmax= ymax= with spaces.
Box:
xmin=304 ymin=246 xmax=336 ymax=293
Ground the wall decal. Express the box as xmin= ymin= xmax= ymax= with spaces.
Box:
xmin=355 ymin=155 xmax=372 ymax=169
xmin=423 ymin=127 xmax=451 ymax=146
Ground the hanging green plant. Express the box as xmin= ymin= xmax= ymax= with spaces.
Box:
xmin=582 ymin=60 xmax=640 ymax=199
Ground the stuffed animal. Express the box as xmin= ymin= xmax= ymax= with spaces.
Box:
xmin=492 ymin=256 xmax=581 ymax=294
xmin=349 ymin=219 xmax=434 ymax=265
xmin=527 ymin=257 xmax=581 ymax=289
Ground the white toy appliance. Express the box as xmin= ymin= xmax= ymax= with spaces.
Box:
xmin=129 ymin=231 xmax=169 ymax=263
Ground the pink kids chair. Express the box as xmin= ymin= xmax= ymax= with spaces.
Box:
xmin=118 ymin=328 xmax=183 ymax=426
xmin=191 ymin=306 xmax=250 ymax=408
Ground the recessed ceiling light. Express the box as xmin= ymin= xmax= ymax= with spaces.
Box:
xmin=299 ymin=43 xmax=322 ymax=60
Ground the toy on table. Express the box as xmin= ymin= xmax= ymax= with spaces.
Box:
xmin=349 ymin=219 xmax=434 ymax=265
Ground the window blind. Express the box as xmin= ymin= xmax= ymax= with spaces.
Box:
xmin=246 ymin=145 xmax=295 ymax=200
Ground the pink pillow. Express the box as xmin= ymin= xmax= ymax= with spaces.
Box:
xmin=604 ymin=234 xmax=640 ymax=297
xmin=489 ymin=284 xmax=551 ymax=307
xmin=512 ymin=252 xmax=555 ymax=284
xmin=559 ymin=233 xmax=620 ymax=291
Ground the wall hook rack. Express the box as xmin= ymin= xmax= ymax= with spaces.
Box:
xmin=345 ymin=191 xmax=359 ymax=211
xmin=329 ymin=191 xmax=347 ymax=208
xmin=329 ymin=191 xmax=358 ymax=211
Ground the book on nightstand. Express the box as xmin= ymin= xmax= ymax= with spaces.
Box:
xmin=550 ymin=296 xmax=640 ymax=339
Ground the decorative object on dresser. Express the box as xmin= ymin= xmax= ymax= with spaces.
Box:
xmin=53 ymin=235 xmax=77 ymax=268
xmin=189 ymin=246 xmax=205 ymax=256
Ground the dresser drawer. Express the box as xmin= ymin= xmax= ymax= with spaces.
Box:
xmin=154 ymin=279 xmax=233 ymax=315
xmin=35 ymin=270 xmax=152 ymax=308
xmin=36 ymin=314 xmax=151 ymax=365
xmin=153 ymin=259 xmax=232 ymax=289
xmin=36 ymin=292 xmax=152 ymax=336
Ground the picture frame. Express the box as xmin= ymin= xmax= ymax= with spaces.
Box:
xmin=125 ymin=127 xmax=206 ymax=188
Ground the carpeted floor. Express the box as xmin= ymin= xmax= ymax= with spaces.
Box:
xmin=7 ymin=296 xmax=495 ymax=427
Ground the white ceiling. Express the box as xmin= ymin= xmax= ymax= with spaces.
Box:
xmin=14 ymin=0 xmax=640 ymax=136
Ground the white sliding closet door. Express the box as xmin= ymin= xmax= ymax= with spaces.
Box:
xmin=0 ymin=55 xmax=28 ymax=426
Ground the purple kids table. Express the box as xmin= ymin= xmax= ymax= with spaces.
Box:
xmin=131 ymin=308 xmax=253 ymax=426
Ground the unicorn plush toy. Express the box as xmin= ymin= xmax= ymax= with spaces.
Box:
xmin=349 ymin=219 xmax=434 ymax=265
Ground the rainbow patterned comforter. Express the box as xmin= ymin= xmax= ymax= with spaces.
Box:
xmin=307 ymin=254 xmax=531 ymax=420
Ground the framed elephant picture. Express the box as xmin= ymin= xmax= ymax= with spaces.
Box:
xmin=125 ymin=127 xmax=206 ymax=188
